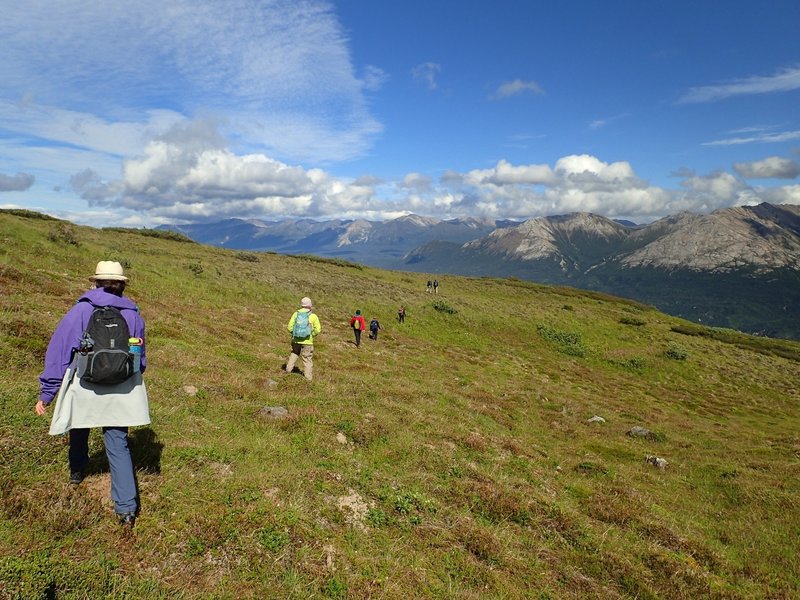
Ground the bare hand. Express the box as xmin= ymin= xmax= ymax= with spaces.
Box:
xmin=35 ymin=400 xmax=47 ymax=416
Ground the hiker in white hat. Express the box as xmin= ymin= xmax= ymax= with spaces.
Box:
xmin=285 ymin=296 xmax=322 ymax=381
xmin=89 ymin=260 xmax=129 ymax=282
xmin=35 ymin=260 xmax=149 ymax=529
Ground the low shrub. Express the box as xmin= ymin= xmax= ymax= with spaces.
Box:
xmin=0 ymin=208 xmax=60 ymax=221
xmin=103 ymin=227 xmax=197 ymax=243
xmin=619 ymin=316 xmax=646 ymax=327
xmin=665 ymin=342 xmax=689 ymax=360
xmin=432 ymin=300 xmax=458 ymax=314
xmin=672 ymin=324 xmax=800 ymax=362
xmin=293 ymin=254 xmax=363 ymax=269
xmin=537 ymin=324 xmax=588 ymax=357
xmin=187 ymin=261 xmax=203 ymax=276
xmin=47 ymin=223 xmax=79 ymax=246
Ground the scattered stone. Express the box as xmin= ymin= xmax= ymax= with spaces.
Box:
xmin=627 ymin=426 xmax=652 ymax=438
xmin=645 ymin=455 xmax=669 ymax=469
xmin=257 ymin=406 xmax=289 ymax=420
xmin=183 ymin=385 xmax=198 ymax=396
xmin=587 ymin=415 xmax=606 ymax=424
xmin=323 ymin=544 xmax=336 ymax=570
xmin=335 ymin=489 xmax=372 ymax=531
xmin=210 ymin=461 xmax=233 ymax=477
xmin=336 ymin=432 xmax=348 ymax=445
xmin=266 ymin=379 xmax=279 ymax=389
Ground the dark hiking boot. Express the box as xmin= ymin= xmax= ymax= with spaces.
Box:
xmin=69 ymin=471 xmax=84 ymax=485
xmin=117 ymin=512 xmax=136 ymax=529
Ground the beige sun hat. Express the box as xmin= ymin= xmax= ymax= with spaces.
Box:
xmin=300 ymin=296 xmax=313 ymax=308
xmin=89 ymin=260 xmax=128 ymax=282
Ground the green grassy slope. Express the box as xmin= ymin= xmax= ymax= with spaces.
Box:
xmin=1 ymin=211 xmax=799 ymax=599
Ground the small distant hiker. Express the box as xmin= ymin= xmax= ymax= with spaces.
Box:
xmin=398 ymin=306 xmax=405 ymax=323
xmin=369 ymin=317 xmax=382 ymax=340
xmin=35 ymin=260 xmax=150 ymax=529
xmin=433 ymin=279 xmax=439 ymax=294
xmin=286 ymin=297 xmax=321 ymax=381
xmin=350 ymin=310 xmax=366 ymax=347
xmin=426 ymin=280 xmax=432 ymax=293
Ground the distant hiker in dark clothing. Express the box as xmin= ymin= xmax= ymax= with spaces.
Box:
xmin=369 ymin=317 xmax=382 ymax=340
xmin=350 ymin=310 xmax=366 ymax=347
xmin=426 ymin=280 xmax=432 ymax=293
xmin=398 ymin=306 xmax=405 ymax=323
xmin=433 ymin=279 xmax=439 ymax=294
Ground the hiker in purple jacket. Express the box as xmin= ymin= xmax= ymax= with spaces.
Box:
xmin=35 ymin=261 xmax=147 ymax=529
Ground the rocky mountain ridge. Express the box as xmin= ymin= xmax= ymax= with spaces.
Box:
xmin=449 ymin=203 xmax=800 ymax=274
xmin=160 ymin=214 xmax=505 ymax=268
xmin=402 ymin=203 xmax=800 ymax=339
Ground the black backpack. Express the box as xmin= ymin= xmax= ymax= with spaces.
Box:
xmin=78 ymin=304 xmax=134 ymax=385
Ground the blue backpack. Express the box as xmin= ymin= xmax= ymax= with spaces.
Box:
xmin=293 ymin=310 xmax=313 ymax=338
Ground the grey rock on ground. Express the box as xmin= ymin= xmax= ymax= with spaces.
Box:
xmin=627 ymin=426 xmax=652 ymax=438
xmin=257 ymin=406 xmax=289 ymax=420
xmin=645 ymin=455 xmax=669 ymax=469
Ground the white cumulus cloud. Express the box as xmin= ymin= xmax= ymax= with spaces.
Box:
xmin=0 ymin=172 xmax=35 ymax=192
xmin=734 ymin=157 xmax=800 ymax=179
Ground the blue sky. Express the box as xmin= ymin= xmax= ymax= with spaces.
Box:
xmin=1 ymin=0 xmax=799 ymax=227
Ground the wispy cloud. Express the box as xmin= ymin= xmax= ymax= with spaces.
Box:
xmin=490 ymin=79 xmax=544 ymax=100
xmin=0 ymin=0 xmax=382 ymax=164
xmin=727 ymin=125 xmax=777 ymax=135
xmin=678 ymin=65 xmax=800 ymax=104
xmin=588 ymin=113 xmax=629 ymax=130
xmin=412 ymin=63 xmax=442 ymax=91
xmin=702 ymin=130 xmax=800 ymax=146
xmin=362 ymin=65 xmax=389 ymax=92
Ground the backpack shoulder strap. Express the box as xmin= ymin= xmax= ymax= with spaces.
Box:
xmin=78 ymin=298 xmax=100 ymax=308
xmin=77 ymin=298 xmax=138 ymax=313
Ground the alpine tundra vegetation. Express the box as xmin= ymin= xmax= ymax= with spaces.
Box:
xmin=1 ymin=209 xmax=799 ymax=599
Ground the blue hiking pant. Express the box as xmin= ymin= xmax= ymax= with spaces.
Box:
xmin=69 ymin=427 xmax=137 ymax=514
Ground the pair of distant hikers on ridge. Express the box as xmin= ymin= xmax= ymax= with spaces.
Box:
xmin=349 ymin=310 xmax=382 ymax=347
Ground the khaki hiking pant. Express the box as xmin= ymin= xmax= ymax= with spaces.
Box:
xmin=286 ymin=343 xmax=313 ymax=381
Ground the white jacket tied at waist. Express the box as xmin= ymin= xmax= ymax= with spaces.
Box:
xmin=49 ymin=366 xmax=151 ymax=435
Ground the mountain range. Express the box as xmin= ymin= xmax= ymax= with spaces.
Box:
xmin=160 ymin=214 xmax=514 ymax=268
xmin=159 ymin=202 xmax=800 ymax=340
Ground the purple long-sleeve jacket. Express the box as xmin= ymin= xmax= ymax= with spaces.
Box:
xmin=38 ymin=288 xmax=146 ymax=404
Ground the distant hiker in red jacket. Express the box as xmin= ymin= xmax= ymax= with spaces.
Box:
xmin=350 ymin=310 xmax=366 ymax=347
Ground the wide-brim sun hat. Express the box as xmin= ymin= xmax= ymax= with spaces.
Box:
xmin=300 ymin=297 xmax=313 ymax=308
xmin=89 ymin=260 xmax=128 ymax=282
